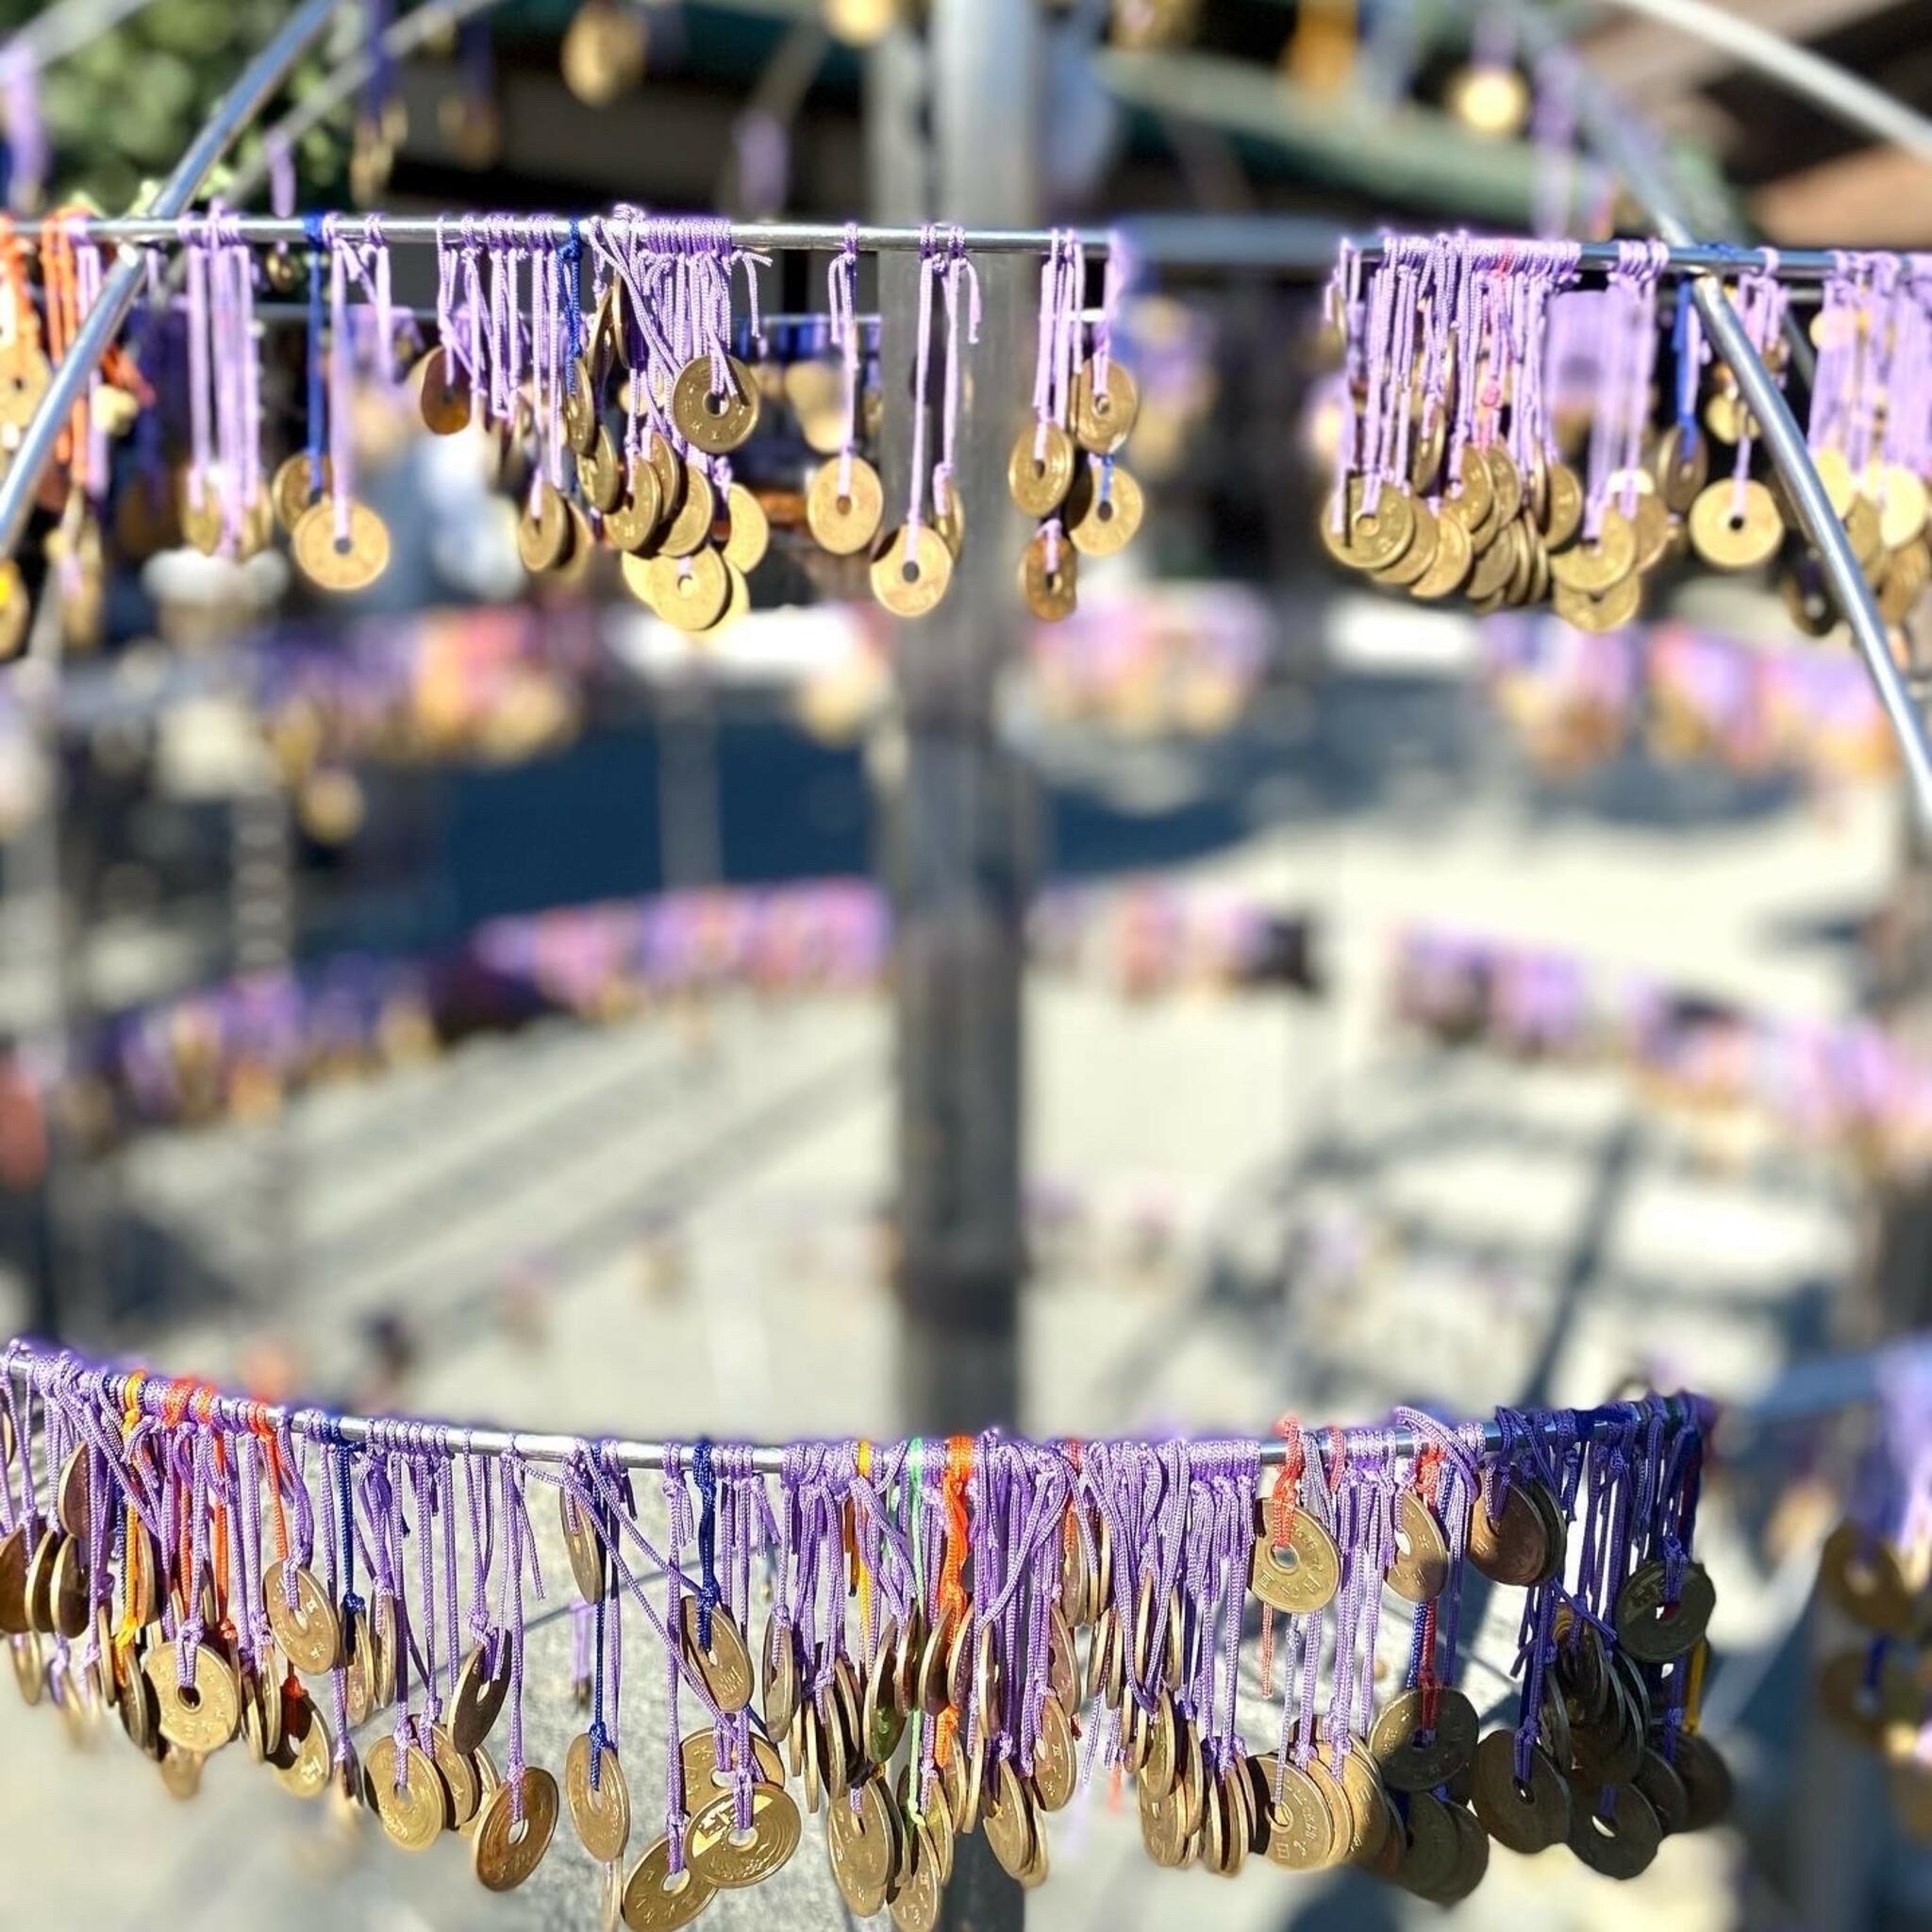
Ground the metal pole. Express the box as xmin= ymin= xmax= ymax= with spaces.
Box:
xmin=887 ymin=0 xmax=1039 ymax=1441
xmin=887 ymin=2 xmax=1038 ymax=1924
xmin=228 ymin=754 xmax=298 ymax=1308
xmin=0 ymin=0 xmax=347 ymax=564
xmin=1588 ymin=0 xmax=1932 ymax=165
xmin=7 ymin=588 xmax=71 ymax=1340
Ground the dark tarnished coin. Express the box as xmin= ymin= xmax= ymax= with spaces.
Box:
xmin=1470 ymin=1727 xmax=1570 ymax=1853
xmin=1614 ymin=1558 xmax=1714 ymax=1664
xmin=1566 ymin=1781 xmax=1660 ymax=1880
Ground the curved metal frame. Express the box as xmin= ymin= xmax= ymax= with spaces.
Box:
xmin=0 ymin=0 xmax=1927 ymax=822
xmin=0 ymin=0 xmax=348 ymax=562
xmin=0 ymin=1348 xmax=1701 ymax=1468
xmin=1506 ymin=4 xmax=1932 ymax=825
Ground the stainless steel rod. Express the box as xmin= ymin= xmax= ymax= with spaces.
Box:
xmin=2 ymin=1352 xmax=1706 ymax=1468
xmin=0 ymin=0 xmax=349 ymax=565
xmin=0 ymin=215 xmax=1120 ymax=254
xmin=0 ymin=213 xmax=1897 ymax=284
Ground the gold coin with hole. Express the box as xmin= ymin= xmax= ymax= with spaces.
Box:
xmin=1068 ymin=464 xmax=1143 ymax=558
xmin=1688 ymin=478 xmax=1781 ymax=570
xmin=293 ymin=500 xmax=391 ymax=592
xmin=872 ymin=525 xmax=954 ymax=618
xmin=647 ymin=548 xmax=731 ymax=633
xmin=1008 ymin=424 xmax=1075 ymax=517
xmin=473 ymin=1767 xmax=559 ymax=1891
xmin=671 ymin=355 xmax=760 ymax=455
xmin=808 ymin=457 xmax=884 ymax=555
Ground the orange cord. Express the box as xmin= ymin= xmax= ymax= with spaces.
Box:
xmin=38 ymin=212 xmax=81 ymax=480
xmin=1413 ymin=1447 xmax=1444 ymax=1726
xmin=854 ymin=1441 xmax=874 ymax=1642
xmin=1258 ymin=1413 xmax=1304 ymax=1696
xmin=112 ymin=1370 xmax=149 ymax=1650
xmin=933 ymin=1435 xmax=973 ymax=1767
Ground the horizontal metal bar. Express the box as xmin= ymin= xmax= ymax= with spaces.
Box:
xmin=4 ymin=1349 xmax=1707 ymax=1469
xmin=6 ymin=215 xmax=1118 ymax=255
xmin=16 ymin=213 xmax=1897 ymax=286
xmin=1352 ymin=235 xmax=1891 ymax=280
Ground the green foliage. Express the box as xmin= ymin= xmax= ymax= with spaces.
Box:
xmin=1 ymin=0 xmax=302 ymax=210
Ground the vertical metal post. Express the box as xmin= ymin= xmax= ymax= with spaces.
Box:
xmin=7 ymin=587 xmax=72 ymax=1338
xmin=656 ymin=672 xmax=724 ymax=892
xmin=229 ymin=758 xmax=298 ymax=1307
xmin=882 ymin=3 xmax=1039 ymax=1926
xmin=888 ymin=0 xmax=1040 ymax=1437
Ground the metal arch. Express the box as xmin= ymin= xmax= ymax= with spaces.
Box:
xmin=0 ymin=1347 xmax=1700 ymax=1468
xmin=1501 ymin=5 xmax=1932 ymax=828
xmin=0 ymin=0 xmax=349 ymax=565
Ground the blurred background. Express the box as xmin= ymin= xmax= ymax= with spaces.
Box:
xmin=0 ymin=0 xmax=1928 ymax=1926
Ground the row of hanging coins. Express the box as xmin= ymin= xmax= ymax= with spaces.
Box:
xmin=1320 ymin=240 xmax=1881 ymax=639
xmin=1262 ymin=1441 xmax=1727 ymax=1890
xmin=1762 ymin=275 xmax=1932 ymax=638
xmin=1009 ymin=316 xmax=1146 ymax=623
xmin=0 ymin=1428 xmax=548 ymax=1875
xmin=2 ymin=1380 xmax=1727 ymax=1913
xmin=190 ymin=220 xmax=397 ymax=595
xmin=410 ymin=258 xmax=774 ymax=635
xmin=748 ymin=1565 xmax=1078 ymax=1921
xmin=1816 ymin=1489 xmax=1932 ymax=1836
xmin=1476 ymin=1461 xmax=1729 ymax=1882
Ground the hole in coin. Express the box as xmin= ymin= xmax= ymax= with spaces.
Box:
xmin=837 ymin=495 xmax=853 ymax=514
xmin=661 ymin=1870 xmax=694 ymax=1898
xmin=1589 ymin=1811 xmax=1617 ymax=1840
xmin=178 ymin=1684 xmax=203 ymax=1711
xmin=901 ymin=560 xmax=920 ymax=586
xmin=706 ymin=391 xmax=729 ymax=419
xmin=1269 ymin=1544 xmax=1301 ymax=1572
xmin=729 ymin=1825 xmax=758 ymax=1849
xmin=508 ymin=1815 xmax=529 ymax=1848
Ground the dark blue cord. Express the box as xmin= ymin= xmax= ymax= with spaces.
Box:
xmin=692 ymin=1437 xmax=720 ymax=1649
xmin=303 ymin=214 xmax=325 ymax=499
xmin=563 ymin=218 xmax=585 ymax=367
xmin=322 ymin=1415 xmax=362 ymax=1627
xmin=1672 ymin=293 xmax=1699 ymax=450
